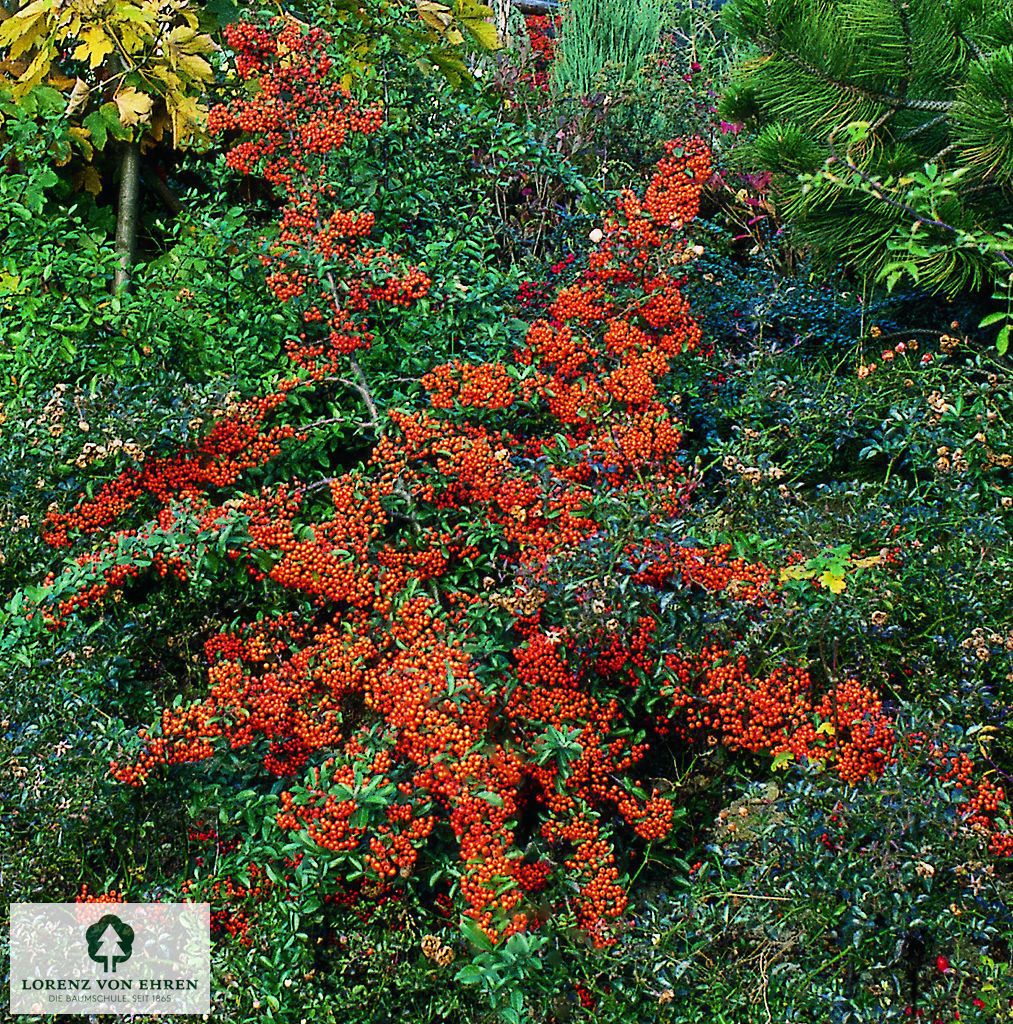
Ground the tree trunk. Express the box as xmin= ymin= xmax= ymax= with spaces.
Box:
xmin=492 ymin=0 xmax=509 ymax=42
xmin=114 ymin=141 xmax=141 ymax=293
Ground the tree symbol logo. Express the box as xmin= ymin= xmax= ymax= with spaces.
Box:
xmin=85 ymin=914 xmax=134 ymax=973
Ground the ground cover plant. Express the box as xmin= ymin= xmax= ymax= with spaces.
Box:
xmin=0 ymin=2 xmax=1010 ymax=1023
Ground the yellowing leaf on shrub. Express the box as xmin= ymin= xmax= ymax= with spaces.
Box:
xmin=771 ymin=750 xmax=794 ymax=771
xmin=463 ymin=18 xmax=499 ymax=49
xmin=851 ymin=554 xmax=884 ymax=569
xmin=815 ymin=721 xmax=836 ymax=737
xmin=817 ymin=570 xmax=847 ymax=594
xmin=0 ymin=272 xmax=23 ymax=295
xmin=114 ymin=87 xmax=153 ymax=126
xmin=455 ymin=0 xmax=500 ymax=49
xmin=779 ymin=564 xmax=812 ymax=582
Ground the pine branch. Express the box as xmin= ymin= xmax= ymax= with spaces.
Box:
xmin=765 ymin=42 xmax=953 ymax=113
xmin=826 ymin=141 xmax=1013 ymax=273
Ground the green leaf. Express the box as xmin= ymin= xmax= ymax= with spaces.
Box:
xmin=978 ymin=311 xmax=1007 ymax=327
xmin=460 ymin=918 xmax=494 ymax=951
xmin=83 ymin=110 xmax=108 ymax=150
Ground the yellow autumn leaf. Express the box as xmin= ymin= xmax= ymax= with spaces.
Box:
xmin=69 ymin=124 xmax=94 ymax=160
xmin=0 ymin=1 xmax=49 ymax=48
xmin=16 ymin=45 xmax=50 ymax=92
xmin=815 ymin=721 xmax=836 ymax=737
xmin=76 ymin=165 xmax=103 ymax=196
xmin=0 ymin=271 xmax=24 ymax=294
xmin=817 ymin=570 xmax=847 ymax=594
xmin=850 ymin=554 xmax=884 ymax=569
xmin=456 ymin=0 xmax=500 ymax=48
xmin=463 ymin=17 xmax=499 ymax=49
xmin=0 ymin=3 xmax=42 ymax=44
xmin=165 ymin=91 xmax=202 ymax=143
xmin=417 ymin=0 xmax=456 ymax=35
xmin=146 ymin=108 xmax=171 ymax=145
xmin=150 ymin=62 xmax=184 ymax=92
xmin=778 ymin=564 xmax=814 ymax=582
xmin=176 ymin=52 xmax=212 ymax=82
xmin=114 ymin=86 xmax=154 ymax=126
xmin=73 ymin=25 xmax=114 ymax=70
xmin=117 ymin=22 xmax=147 ymax=54
xmin=4 ymin=14 xmax=46 ymax=62
xmin=168 ymin=24 xmax=199 ymax=46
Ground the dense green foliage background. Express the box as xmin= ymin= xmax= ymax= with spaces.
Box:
xmin=1 ymin=1 xmax=1010 ymax=1022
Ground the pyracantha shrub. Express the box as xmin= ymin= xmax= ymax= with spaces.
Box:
xmin=30 ymin=17 xmax=1011 ymax=952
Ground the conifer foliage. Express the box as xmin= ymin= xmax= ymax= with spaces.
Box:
xmin=721 ymin=0 xmax=1013 ymax=296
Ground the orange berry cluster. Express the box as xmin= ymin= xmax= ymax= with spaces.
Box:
xmin=49 ymin=123 xmax=997 ymax=963
xmin=42 ymin=393 xmax=292 ymax=549
xmin=662 ymin=645 xmax=896 ymax=785
xmin=421 ymin=361 xmax=516 ymax=411
xmin=902 ymin=732 xmax=1013 ymax=858
xmin=40 ymin=139 xmax=748 ymax=948
xmin=631 ymin=542 xmax=777 ymax=603
xmin=209 ymin=19 xmax=429 ymax=375
xmin=181 ymin=862 xmax=280 ymax=947
xmin=75 ymin=885 xmax=124 ymax=904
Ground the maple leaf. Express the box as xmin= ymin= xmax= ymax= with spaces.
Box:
xmin=76 ymin=165 xmax=103 ymax=196
xmin=114 ymin=86 xmax=154 ymax=126
xmin=73 ymin=26 xmax=115 ymax=70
